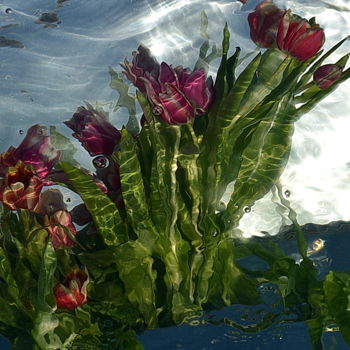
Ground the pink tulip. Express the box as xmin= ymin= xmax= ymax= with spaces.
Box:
xmin=0 ymin=125 xmax=61 ymax=181
xmin=248 ymin=0 xmax=284 ymax=48
xmin=277 ymin=10 xmax=325 ymax=61
xmin=122 ymin=47 xmax=214 ymax=124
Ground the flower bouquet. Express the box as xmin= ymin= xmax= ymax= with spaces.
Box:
xmin=0 ymin=1 xmax=350 ymax=349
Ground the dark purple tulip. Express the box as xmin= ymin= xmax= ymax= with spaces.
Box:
xmin=122 ymin=47 xmax=214 ymax=124
xmin=277 ymin=10 xmax=325 ymax=61
xmin=248 ymin=0 xmax=285 ymax=48
xmin=121 ymin=45 xmax=160 ymax=94
xmin=313 ymin=64 xmax=342 ymax=89
xmin=0 ymin=125 xmax=61 ymax=180
xmin=64 ymin=104 xmax=121 ymax=156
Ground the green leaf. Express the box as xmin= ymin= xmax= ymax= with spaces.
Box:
xmin=109 ymin=67 xmax=139 ymax=136
xmin=50 ymin=126 xmax=78 ymax=165
xmin=221 ymin=95 xmax=296 ymax=230
xmin=119 ymin=128 xmax=157 ymax=238
xmin=193 ymin=11 xmax=220 ymax=72
xmin=36 ymin=241 xmax=57 ymax=313
xmin=59 ymin=161 xmax=127 ymax=246
xmin=296 ymin=65 xmax=350 ymax=117
xmin=324 ymin=271 xmax=350 ymax=346
xmin=114 ymin=240 xmax=157 ymax=328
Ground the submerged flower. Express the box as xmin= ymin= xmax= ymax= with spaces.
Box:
xmin=34 ymin=189 xmax=67 ymax=216
xmin=122 ymin=46 xmax=214 ymax=124
xmin=64 ymin=104 xmax=121 ymax=156
xmin=313 ymin=64 xmax=342 ymax=89
xmin=0 ymin=161 xmax=43 ymax=210
xmin=0 ymin=125 xmax=61 ymax=180
xmin=277 ymin=10 xmax=325 ymax=61
xmin=248 ymin=0 xmax=284 ymax=48
xmin=45 ymin=210 xmax=77 ymax=249
xmin=121 ymin=45 xmax=160 ymax=94
xmin=54 ymin=267 xmax=89 ymax=309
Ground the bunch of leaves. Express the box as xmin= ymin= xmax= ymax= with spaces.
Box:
xmin=0 ymin=14 xmax=350 ymax=350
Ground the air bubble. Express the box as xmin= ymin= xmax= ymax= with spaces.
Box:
xmin=93 ymin=155 xmax=109 ymax=169
xmin=66 ymin=198 xmax=71 ymax=203
xmin=243 ymin=206 xmax=251 ymax=213
xmin=284 ymin=190 xmax=291 ymax=198
xmin=152 ymin=106 xmax=163 ymax=116
xmin=19 ymin=129 xmax=24 ymax=135
xmin=5 ymin=8 xmax=12 ymax=14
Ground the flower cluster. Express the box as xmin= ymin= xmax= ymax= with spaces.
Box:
xmin=248 ymin=0 xmax=324 ymax=61
xmin=121 ymin=45 xmax=214 ymax=124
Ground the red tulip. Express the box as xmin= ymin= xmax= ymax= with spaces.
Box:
xmin=248 ymin=0 xmax=284 ymax=48
xmin=122 ymin=47 xmax=214 ymax=124
xmin=54 ymin=268 xmax=89 ymax=309
xmin=277 ymin=10 xmax=325 ymax=61
xmin=0 ymin=161 xmax=43 ymax=210
xmin=45 ymin=210 xmax=77 ymax=249
xmin=0 ymin=125 xmax=61 ymax=181
xmin=64 ymin=105 xmax=121 ymax=156
xmin=313 ymin=64 xmax=342 ymax=89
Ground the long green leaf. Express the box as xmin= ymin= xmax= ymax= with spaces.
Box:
xmin=59 ymin=162 xmax=127 ymax=246
xmin=221 ymin=96 xmax=296 ymax=231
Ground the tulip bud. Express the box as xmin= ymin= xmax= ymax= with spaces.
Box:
xmin=313 ymin=64 xmax=342 ymax=89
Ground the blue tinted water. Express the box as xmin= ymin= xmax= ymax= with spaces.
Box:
xmin=1 ymin=0 xmax=350 ymax=349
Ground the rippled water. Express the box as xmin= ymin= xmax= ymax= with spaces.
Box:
xmin=1 ymin=0 xmax=350 ymax=348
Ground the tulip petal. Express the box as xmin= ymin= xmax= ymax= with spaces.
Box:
xmin=277 ymin=10 xmax=291 ymax=50
xmin=289 ymin=28 xmax=325 ymax=61
xmin=159 ymin=84 xmax=194 ymax=124
xmin=159 ymin=63 xmax=178 ymax=90
xmin=182 ymin=68 xmax=208 ymax=108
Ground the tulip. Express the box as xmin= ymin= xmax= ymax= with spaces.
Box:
xmin=121 ymin=45 xmax=160 ymax=94
xmin=277 ymin=10 xmax=325 ymax=61
xmin=0 ymin=161 xmax=43 ymax=210
xmin=64 ymin=104 xmax=121 ymax=156
xmin=248 ymin=0 xmax=285 ymax=48
xmin=313 ymin=64 xmax=342 ymax=89
xmin=0 ymin=125 xmax=61 ymax=180
xmin=45 ymin=210 xmax=77 ymax=249
xmin=34 ymin=188 xmax=67 ymax=216
xmin=122 ymin=46 xmax=214 ymax=124
xmin=54 ymin=268 xmax=89 ymax=309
